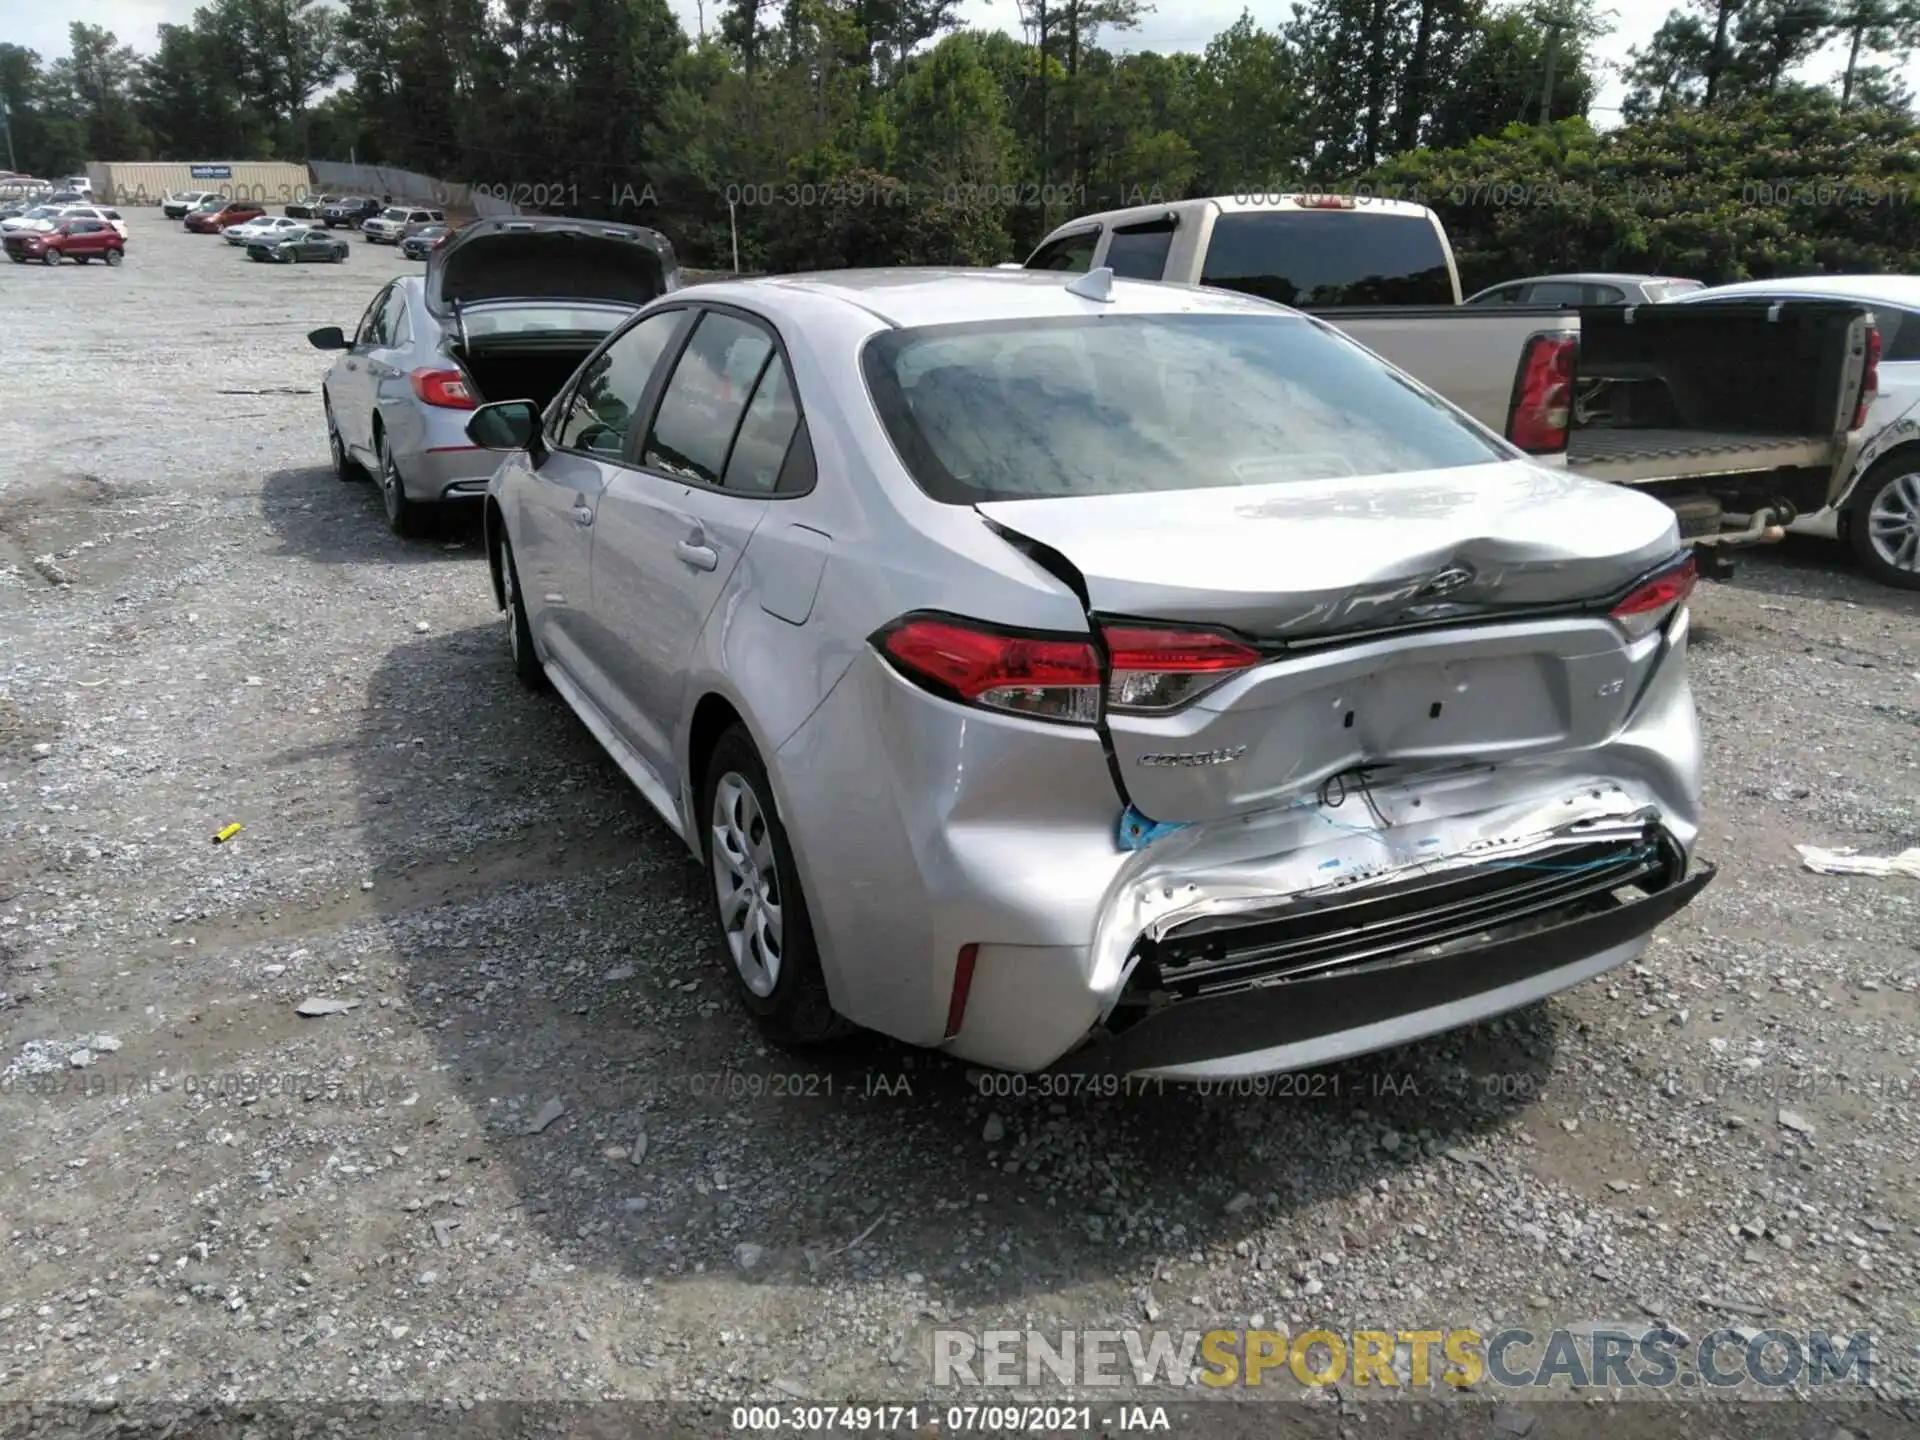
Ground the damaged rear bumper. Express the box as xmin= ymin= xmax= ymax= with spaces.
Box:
xmin=1064 ymin=860 xmax=1713 ymax=1080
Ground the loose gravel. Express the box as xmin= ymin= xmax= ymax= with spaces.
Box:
xmin=1 ymin=222 xmax=1917 ymax=1437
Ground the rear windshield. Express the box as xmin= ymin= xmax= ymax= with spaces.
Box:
xmin=1644 ymin=280 xmax=1704 ymax=302
xmin=1200 ymin=211 xmax=1455 ymax=307
xmin=863 ymin=313 xmax=1503 ymax=504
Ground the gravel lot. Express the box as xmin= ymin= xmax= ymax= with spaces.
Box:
xmin=1 ymin=220 xmax=1918 ymax=1438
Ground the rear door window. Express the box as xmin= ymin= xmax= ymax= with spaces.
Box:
xmin=640 ymin=311 xmax=776 ymax=485
xmin=1104 ymin=219 xmax=1176 ymax=281
xmin=1469 ymin=284 xmax=1524 ymax=305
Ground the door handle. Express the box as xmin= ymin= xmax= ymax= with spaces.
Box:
xmin=676 ymin=540 xmax=719 ymax=571
xmin=572 ymin=504 xmax=595 ymax=527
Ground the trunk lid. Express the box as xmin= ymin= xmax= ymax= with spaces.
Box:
xmin=977 ymin=461 xmax=1683 ymax=825
xmin=425 ymin=216 xmax=678 ymax=318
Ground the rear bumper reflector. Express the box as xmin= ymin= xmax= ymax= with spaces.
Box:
xmin=944 ymin=944 xmax=980 ymax=1040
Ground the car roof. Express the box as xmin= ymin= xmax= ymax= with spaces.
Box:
xmin=1679 ymin=274 xmax=1920 ymax=305
xmin=1480 ymin=273 xmax=1693 ymax=289
xmin=681 ymin=266 xmax=1305 ymax=329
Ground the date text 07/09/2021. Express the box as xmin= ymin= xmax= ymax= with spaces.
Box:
xmin=728 ymin=1404 xmax=1170 ymax=1434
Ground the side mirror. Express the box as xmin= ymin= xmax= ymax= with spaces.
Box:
xmin=468 ymin=399 xmax=543 ymax=452
xmin=307 ymin=326 xmax=349 ymax=351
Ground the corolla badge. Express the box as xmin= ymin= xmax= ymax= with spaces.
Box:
xmin=1417 ymin=564 xmax=1476 ymax=598
xmin=1138 ymin=746 xmax=1248 ymax=767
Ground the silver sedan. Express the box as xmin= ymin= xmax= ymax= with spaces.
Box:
xmin=306 ymin=217 xmax=679 ymax=535
xmin=471 ymin=267 xmax=1712 ymax=1078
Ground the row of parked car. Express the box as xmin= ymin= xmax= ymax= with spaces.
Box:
xmin=0 ymin=193 xmax=129 ymax=266
xmin=162 ymin=191 xmax=455 ymax=262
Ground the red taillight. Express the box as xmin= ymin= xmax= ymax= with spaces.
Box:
xmin=879 ymin=616 xmax=1102 ymax=723
xmin=410 ymin=368 xmax=476 ymax=409
xmin=1508 ymin=332 xmax=1575 ymax=453
xmin=1854 ymin=325 xmax=1880 ymax=429
xmin=1101 ymin=624 xmax=1262 ymax=712
xmin=875 ymin=615 xmax=1262 ymax=723
xmin=944 ymin=943 xmax=979 ymax=1041
xmin=1610 ymin=553 xmax=1696 ymax=640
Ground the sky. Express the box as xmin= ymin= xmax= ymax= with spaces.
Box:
xmin=0 ymin=0 xmax=1908 ymax=132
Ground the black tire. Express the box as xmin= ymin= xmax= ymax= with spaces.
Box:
xmin=325 ymin=399 xmax=363 ymax=483
xmin=7 ymin=255 xmax=23 ymax=264
xmin=700 ymin=724 xmax=851 ymax=1048
xmin=1847 ymin=452 xmax=1920 ymax=591
xmin=104 ymin=248 xmax=121 ymax=266
xmin=497 ymin=531 xmax=546 ymax=691
xmin=376 ymin=431 xmax=428 ymax=537
xmin=41 ymin=249 xmax=58 ymax=266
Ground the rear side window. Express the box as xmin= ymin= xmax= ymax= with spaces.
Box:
xmin=722 ymin=361 xmax=801 ymax=494
xmin=1200 ymin=211 xmax=1454 ymax=306
xmin=1104 ymin=219 xmax=1176 ymax=281
xmin=356 ymin=285 xmax=394 ymax=346
xmin=863 ymin=312 xmax=1503 ymax=504
xmin=1527 ymin=282 xmax=1587 ymax=306
xmin=1468 ymin=284 xmax=1523 ymax=305
xmin=641 ymin=312 xmax=776 ymax=485
xmin=1878 ymin=308 xmax=1920 ymax=362
xmin=1026 ymin=230 xmax=1099 ymax=273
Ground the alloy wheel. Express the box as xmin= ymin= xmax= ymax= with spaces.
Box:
xmin=710 ymin=772 xmax=784 ymax=998
xmin=1867 ymin=469 xmax=1920 ymax=573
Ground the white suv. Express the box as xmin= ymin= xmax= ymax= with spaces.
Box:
xmin=361 ymin=206 xmax=443 ymax=244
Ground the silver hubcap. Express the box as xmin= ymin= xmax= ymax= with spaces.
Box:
xmin=710 ymin=772 xmax=783 ymax=997
xmin=1868 ymin=471 xmax=1920 ymax=572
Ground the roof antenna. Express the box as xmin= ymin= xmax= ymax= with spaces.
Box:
xmin=1065 ymin=266 xmax=1115 ymax=303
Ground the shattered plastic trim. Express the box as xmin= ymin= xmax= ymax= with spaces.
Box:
xmin=1087 ymin=772 xmax=1676 ymax=1005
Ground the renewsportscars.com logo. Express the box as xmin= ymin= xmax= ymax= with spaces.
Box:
xmin=932 ymin=1326 xmax=1876 ymax=1392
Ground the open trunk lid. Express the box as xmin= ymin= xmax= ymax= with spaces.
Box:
xmin=425 ymin=216 xmax=679 ymax=319
xmin=977 ymin=462 xmax=1685 ymax=825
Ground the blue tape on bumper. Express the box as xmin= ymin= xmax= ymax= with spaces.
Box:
xmin=1117 ymin=807 xmax=1188 ymax=851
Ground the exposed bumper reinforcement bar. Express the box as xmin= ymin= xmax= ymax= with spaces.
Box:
xmin=1061 ymin=861 xmax=1715 ymax=1079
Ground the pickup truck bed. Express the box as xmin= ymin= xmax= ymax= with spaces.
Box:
xmin=1308 ymin=304 xmax=1578 ymax=434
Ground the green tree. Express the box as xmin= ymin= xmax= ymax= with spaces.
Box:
xmin=44 ymin=24 xmax=150 ymax=161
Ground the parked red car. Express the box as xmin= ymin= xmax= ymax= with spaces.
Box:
xmin=185 ymin=200 xmax=263 ymax=234
xmin=3 ymin=218 xmax=126 ymax=266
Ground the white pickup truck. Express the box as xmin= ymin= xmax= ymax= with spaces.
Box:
xmin=1026 ymin=195 xmax=1881 ymax=574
